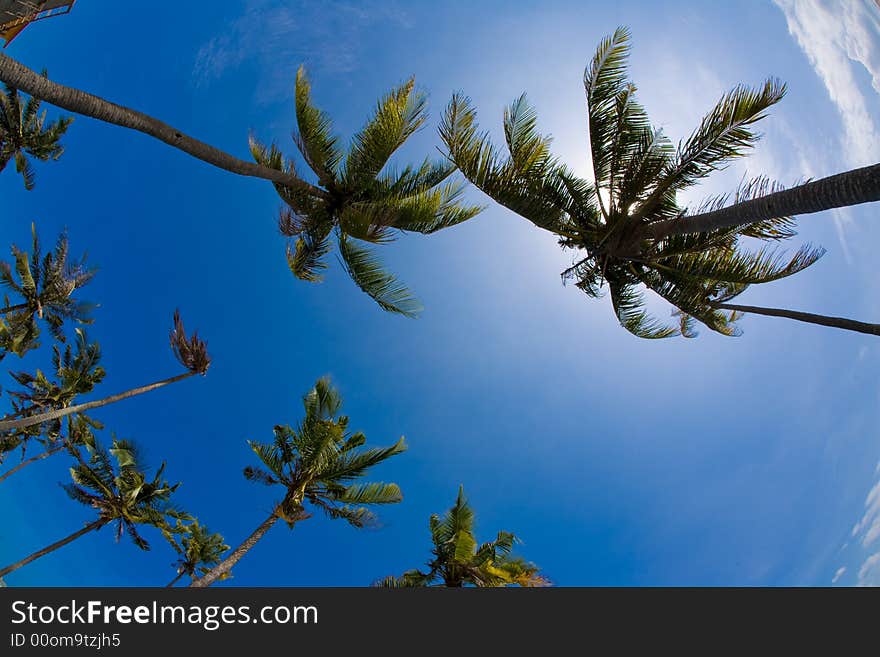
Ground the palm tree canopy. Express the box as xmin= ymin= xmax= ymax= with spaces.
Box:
xmin=243 ymin=376 xmax=406 ymax=527
xmin=249 ymin=67 xmax=483 ymax=317
xmin=0 ymin=75 xmax=72 ymax=189
xmin=440 ymin=26 xmax=825 ymax=339
xmin=1 ymin=329 xmax=104 ymax=458
xmin=166 ymin=519 xmax=229 ymax=581
xmin=64 ymin=437 xmax=185 ymax=550
xmin=0 ymin=224 xmax=95 ymax=358
xmin=376 ymin=485 xmax=548 ymax=587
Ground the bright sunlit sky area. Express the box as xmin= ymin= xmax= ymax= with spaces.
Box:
xmin=2 ymin=0 xmax=880 ymax=586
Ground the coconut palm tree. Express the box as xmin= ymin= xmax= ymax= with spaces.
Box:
xmin=0 ymin=437 xmax=182 ymax=579
xmin=0 ymin=224 xmax=94 ymax=359
xmin=165 ymin=520 xmax=229 ymax=587
xmin=0 ymin=328 xmax=103 ymax=472
xmin=0 ymin=415 xmax=99 ymax=485
xmin=0 ymin=75 xmax=72 ymax=189
xmin=190 ymin=377 xmax=407 ymax=587
xmin=440 ymin=27 xmax=879 ymax=338
xmin=376 ymin=486 xmax=548 ymax=587
xmin=0 ymin=310 xmax=210 ymax=433
xmin=248 ymin=67 xmax=482 ymax=316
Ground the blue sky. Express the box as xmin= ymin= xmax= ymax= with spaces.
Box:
xmin=2 ymin=0 xmax=880 ymax=586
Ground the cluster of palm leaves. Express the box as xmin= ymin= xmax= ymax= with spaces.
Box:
xmin=0 ymin=75 xmax=71 ymax=189
xmin=249 ymin=67 xmax=481 ymax=317
xmin=377 ymin=485 xmax=548 ymax=587
xmin=440 ymin=27 xmax=837 ymax=338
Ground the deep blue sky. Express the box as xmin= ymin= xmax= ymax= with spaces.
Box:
xmin=2 ymin=0 xmax=880 ymax=586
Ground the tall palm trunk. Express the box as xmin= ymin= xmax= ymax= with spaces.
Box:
xmin=0 ymin=370 xmax=198 ymax=432
xmin=0 ymin=519 xmax=105 ymax=578
xmin=0 ymin=54 xmax=326 ymax=199
xmin=713 ymin=302 xmax=880 ymax=336
xmin=166 ymin=570 xmax=186 ymax=588
xmin=0 ymin=444 xmax=64 ymax=484
xmin=190 ymin=511 xmax=282 ymax=588
xmin=647 ymin=162 xmax=880 ymax=239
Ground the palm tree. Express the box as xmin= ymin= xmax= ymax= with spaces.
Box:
xmin=0 ymin=75 xmax=72 ymax=189
xmin=0 ymin=53 xmax=316 ymax=191
xmin=249 ymin=67 xmax=482 ymax=316
xmin=165 ymin=520 xmax=229 ymax=587
xmin=0 ymin=437 xmax=182 ymax=579
xmin=0 ymin=415 xmax=99 ymax=485
xmin=0 ymin=224 xmax=94 ymax=359
xmin=440 ymin=27 xmax=879 ymax=338
xmin=190 ymin=377 xmax=407 ymax=587
xmin=0 ymin=310 xmax=210 ymax=433
xmin=376 ymin=486 xmax=548 ymax=587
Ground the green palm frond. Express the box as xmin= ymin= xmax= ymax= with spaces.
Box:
xmin=293 ymin=66 xmax=342 ymax=185
xmin=343 ymin=78 xmax=427 ymax=187
xmin=337 ymin=234 xmax=422 ymax=317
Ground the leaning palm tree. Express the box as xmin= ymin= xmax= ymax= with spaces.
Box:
xmin=165 ymin=520 xmax=229 ymax=587
xmin=190 ymin=377 xmax=407 ymax=587
xmin=0 ymin=75 xmax=72 ymax=189
xmin=0 ymin=224 xmax=94 ymax=359
xmin=376 ymin=486 xmax=548 ymax=587
xmin=0 ymin=310 xmax=210 ymax=432
xmin=0 ymin=437 xmax=182 ymax=579
xmin=0 ymin=51 xmax=876 ymax=246
xmin=441 ymin=27 xmax=879 ymax=338
xmin=249 ymin=66 xmax=482 ymax=316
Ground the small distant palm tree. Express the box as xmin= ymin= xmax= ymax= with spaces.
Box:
xmin=0 ymin=437 xmax=182 ymax=580
xmin=191 ymin=377 xmax=407 ymax=587
xmin=0 ymin=224 xmax=94 ymax=359
xmin=165 ymin=520 xmax=229 ymax=587
xmin=376 ymin=486 xmax=548 ymax=587
xmin=0 ymin=415 xmax=99 ymax=485
xmin=249 ymin=67 xmax=482 ymax=317
xmin=0 ymin=75 xmax=72 ymax=189
xmin=441 ymin=27 xmax=879 ymax=338
xmin=0 ymin=310 xmax=210 ymax=433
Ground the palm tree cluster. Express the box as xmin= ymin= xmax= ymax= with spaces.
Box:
xmin=2 ymin=17 xmax=880 ymax=590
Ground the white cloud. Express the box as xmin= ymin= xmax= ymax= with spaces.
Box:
xmin=831 ymin=566 xmax=846 ymax=583
xmin=852 ymin=462 xmax=880 ymax=586
xmin=858 ymin=552 xmax=880 ymax=586
xmin=194 ymin=0 xmax=411 ymax=102
xmin=773 ymin=0 xmax=880 ymax=168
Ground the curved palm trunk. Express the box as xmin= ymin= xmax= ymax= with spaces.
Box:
xmin=713 ymin=302 xmax=880 ymax=336
xmin=0 ymin=54 xmax=325 ymax=198
xmin=0 ymin=444 xmax=64 ymax=484
xmin=647 ymin=162 xmax=880 ymax=239
xmin=0 ymin=519 xmax=105 ymax=578
xmin=0 ymin=370 xmax=197 ymax=432
xmin=190 ymin=511 xmax=282 ymax=588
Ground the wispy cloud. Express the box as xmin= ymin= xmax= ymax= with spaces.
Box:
xmin=831 ymin=566 xmax=846 ymax=583
xmin=773 ymin=0 xmax=880 ymax=168
xmin=194 ymin=0 xmax=411 ymax=102
xmin=851 ymin=461 xmax=880 ymax=586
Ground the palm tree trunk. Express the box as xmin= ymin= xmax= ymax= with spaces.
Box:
xmin=713 ymin=302 xmax=880 ymax=336
xmin=0 ymin=519 xmax=105 ymax=578
xmin=166 ymin=570 xmax=186 ymax=588
xmin=0 ymin=54 xmax=327 ymax=199
xmin=190 ymin=511 xmax=282 ymax=588
xmin=0 ymin=370 xmax=198 ymax=432
xmin=647 ymin=163 xmax=880 ymax=239
xmin=0 ymin=444 xmax=63 ymax=484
